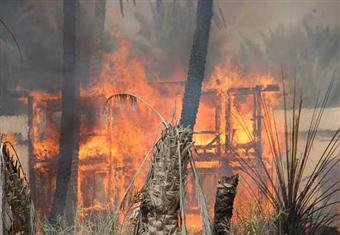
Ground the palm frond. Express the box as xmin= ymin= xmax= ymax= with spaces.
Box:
xmin=119 ymin=0 xmax=125 ymax=17
xmin=231 ymin=73 xmax=339 ymax=234
xmin=176 ymin=127 xmax=187 ymax=235
xmin=0 ymin=16 xmax=23 ymax=61
xmin=105 ymin=93 xmax=168 ymax=127
xmin=189 ymin=151 xmax=212 ymax=235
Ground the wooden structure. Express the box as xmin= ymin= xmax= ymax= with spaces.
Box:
xmin=26 ymin=83 xmax=279 ymax=219
xmin=27 ymin=95 xmax=115 ymax=215
xmin=187 ymin=84 xmax=279 ymax=213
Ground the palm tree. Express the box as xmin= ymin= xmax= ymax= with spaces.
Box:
xmin=136 ymin=124 xmax=192 ymax=234
xmin=179 ymin=0 xmax=213 ymax=129
xmin=213 ymin=175 xmax=239 ymax=234
xmin=237 ymin=78 xmax=340 ymax=234
xmin=108 ymin=1 xmax=214 ymax=233
xmin=178 ymin=3 xmax=242 ymax=233
xmin=50 ymin=0 xmax=80 ymax=224
xmin=1 ymin=142 xmax=35 ymax=234
xmin=89 ymin=0 xmax=107 ymax=80
xmin=0 ymin=17 xmax=23 ymax=60
xmin=0 ymin=16 xmax=23 ymax=115
xmin=135 ymin=1 xmax=214 ymax=233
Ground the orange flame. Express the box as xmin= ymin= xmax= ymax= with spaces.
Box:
xmin=28 ymin=38 xmax=282 ymax=231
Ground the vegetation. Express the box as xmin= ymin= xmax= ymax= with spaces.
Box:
xmin=0 ymin=141 xmax=35 ymax=234
xmin=132 ymin=0 xmax=226 ymax=80
xmin=50 ymin=0 xmax=80 ymax=225
xmin=2 ymin=1 xmax=339 ymax=235
xmin=213 ymin=175 xmax=239 ymax=234
xmin=236 ymin=77 xmax=340 ymax=234
xmin=105 ymin=93 xmax=211 ymax=234
xmin=230 ymin=206 xmax=282 ymax=235
xmin=234 ymin=23 xmax=340 ymax=107
xmin=110 ymin=0 xmax=215 ymax=233
xmin=179 ymin=0 xmax=213 ymax=129
xmin=135 ymin=124 xmax=192 ymax=234
xmin=0 ymin=17 xmax=23 ymax=61
xmin=38 ymin=209 xmax=121 ymax=235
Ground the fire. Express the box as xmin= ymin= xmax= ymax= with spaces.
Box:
xmin=1 ymin=133 xmax=17 ymax=143
xmin=28 ymin=37 xmax=282 ymax=232
xmin=79 ymin=136 xmax=114 ymax=160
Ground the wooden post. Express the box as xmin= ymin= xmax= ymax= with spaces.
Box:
xmin=225 ymin=94 xmax=231 ymax=152
xmin=27 ymin=96 xmax=35 ymax=203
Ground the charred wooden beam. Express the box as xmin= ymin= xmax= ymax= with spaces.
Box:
xmin=225 ymin=95 xmax=231 ymax=153
xmin=213 ymin=174 xmax=239 ymax=235
xmin=215 ymin=94 xmax=222 ymax=156
xmin=27 ymin=95 xmax=35 ymax=203
xmin=227 ymin=84 xmax=279 ymax=96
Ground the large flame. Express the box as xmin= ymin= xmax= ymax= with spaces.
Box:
xmin=29 ymin=38 xmax=282 ymax=232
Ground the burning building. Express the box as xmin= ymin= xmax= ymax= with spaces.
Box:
xmin=3 ymin=73 xmax=339 ymax=233
xmin=0 ymin=0 xmax=339 ymax=234
xmin=17 ymin=41 xmax=283 ymax=232
xmin=28 ymin=82 xmax=280 ymax=210
xmin=1 ymin=33 xmax=285 ymax=232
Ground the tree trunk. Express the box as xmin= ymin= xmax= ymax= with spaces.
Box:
xmin=213 ymin=175 xmax=239 ymax=235
xmin=137 ymin=125 xmax=192 ymax=234
xmin=50 ymin=0 xmax=80 ymax=223
xmin=179 ymin=0 xmax=213 ymax=129
xmin=90 ymin=0 xmax=106 ymax=80
xmin=135 ymin=1 xmax=213 ymax=233
xmin=0 ymin=142 xmax=35 ymax=234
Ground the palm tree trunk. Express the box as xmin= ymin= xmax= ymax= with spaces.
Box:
xmin=50 ymin=0 xmax=80 ymax=223
xmin=90 ymin=0 xmax=106 ymax=80
xmin=180 ymin=0 xmax=213 ymax=129
xmin=137 ymin=125 xmax=192 ymax=234
xmin=213 ymin=175 xmax=239 ymax=234
xmin=136 ymin=1 xmax=213 ymax=233
xmin=1 ymin=143 xmax=35 ymax=234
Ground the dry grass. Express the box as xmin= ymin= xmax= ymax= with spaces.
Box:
xmin=36 ymin=209 xmax=133 ymax=235
xmin=230 ymin=206 xmax=283 ymax=235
